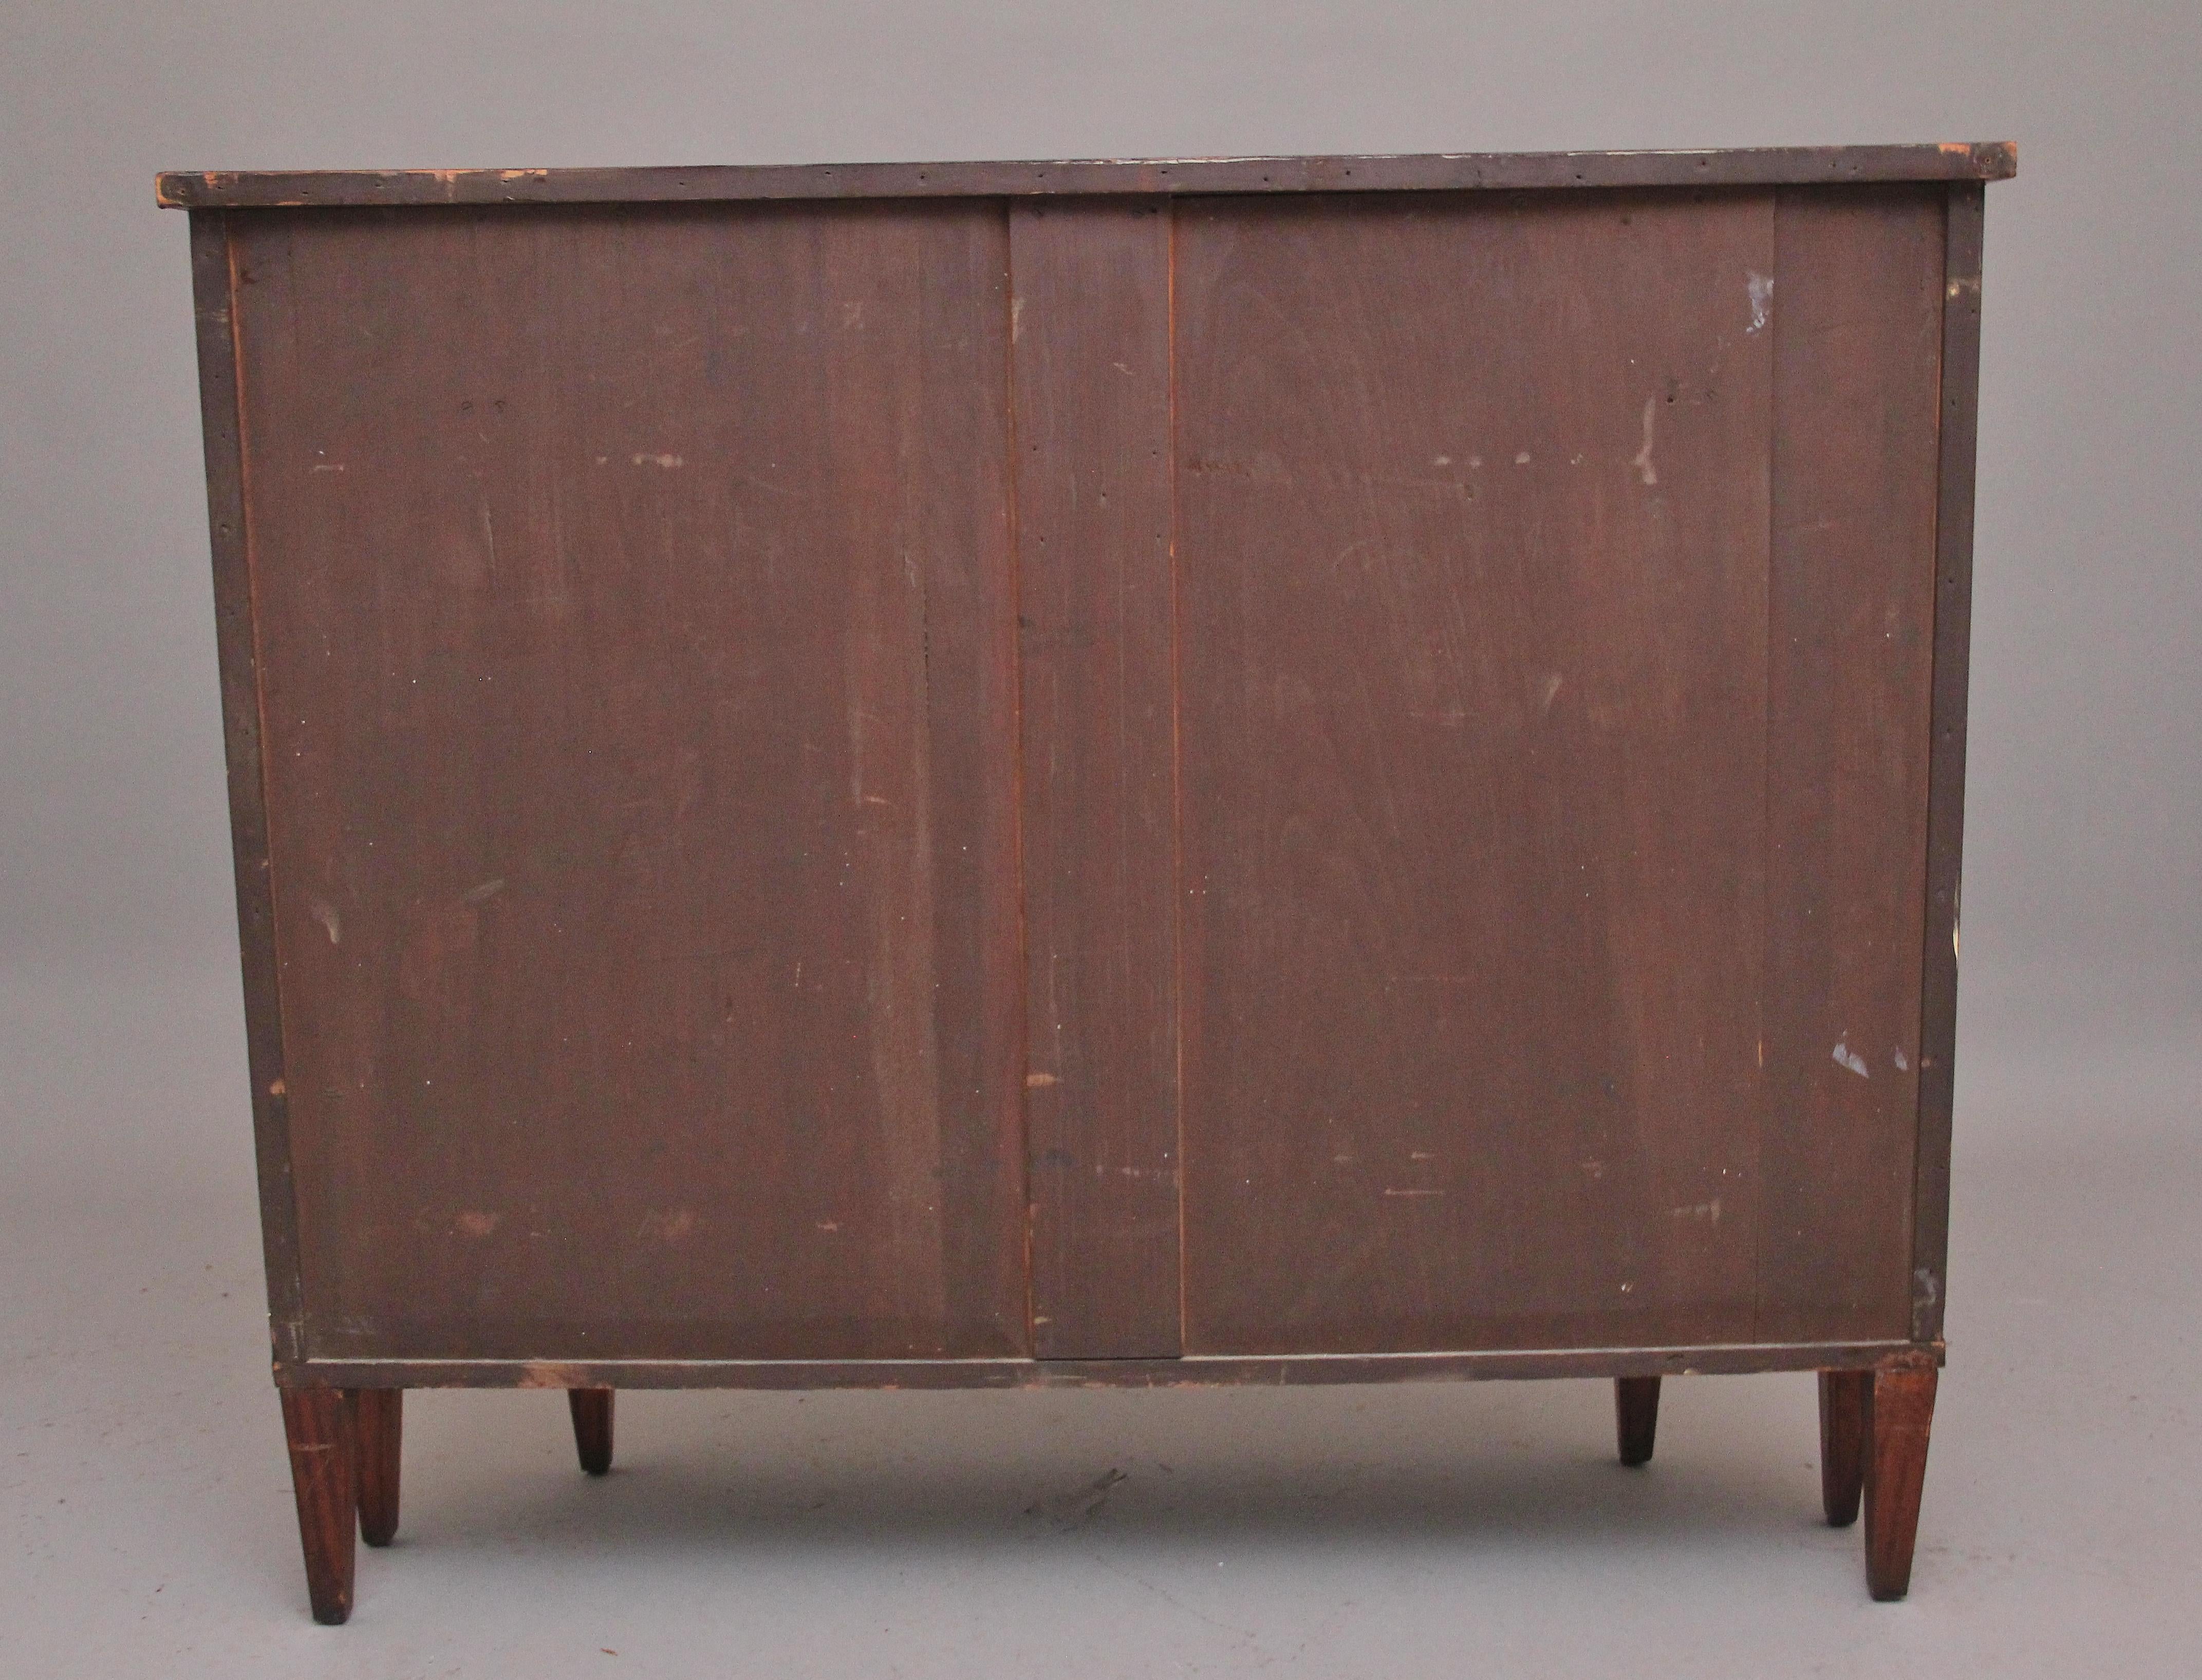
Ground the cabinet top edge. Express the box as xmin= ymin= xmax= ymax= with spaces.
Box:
xmin=157 ymin=142 xmax=2016 ymax=209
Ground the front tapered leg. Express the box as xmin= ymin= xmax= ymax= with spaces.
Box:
xmin=1614 ymin=1376 xmax=1660 ymax=1466
xmin=280 ymin=1388 xmax=358 ymax=1625
xmin=1818 ymin=1370 xmax=1869 ymax=1526
xmin=569 ymin=1387 xmax=614 ymax=1475
xmin=356 ymin=1389 xmax=403 ymax=1547
xmin=1863 ymin=1363 xmax=1938 ymax=1600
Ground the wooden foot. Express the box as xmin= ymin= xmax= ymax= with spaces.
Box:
xmin=1817 ymin=1370 xmax=1869 ymax=1526
xmin=356 ymin=1389 xmax=403 ymax=1547
xmin=569 ymin=1387 xmax=614 ymax=1475
xmin=1863 ymin=1362 xmax=1938 ymax=1600
xmin=280 ymin=1388 xmax=358 ymax=1625
xmin=1614 ymin=1376 xmax=1660 ymax=1466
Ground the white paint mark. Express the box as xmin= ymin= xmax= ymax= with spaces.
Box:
xmin=308 ymin=899 xmax=341 ymax=945
xmin=632 ymin=453 xmax=684 ymax=468
xmin=1833 ymin=1041 xmax=1870 ymax=1078
xmin=816 ymin=1221 xmax=841 ymax=1233
xmin=1632 ymin=396 xmax=1658 ymax=486
xmin=311 ymin=462 xmax=345 ymax=474
xmin=1467 ymin=454 xmax=1483 ymax=468
xmin=1514 ymin=451 xmax=1532 ymax=465
xmin=841 ymin=301 xmax=865 ymax=328
xmin=1540 ymin=672 xmax=1563 ymax=712
xmin=1112 ymin=361 xmax=1133 ymax=375
xmin=1894 ymin=1047 xmax=1910 ymax=1072
xmin=1670 ymin=1198 xmax=1722 ymax=1223
xmin=1914 ymin=1267 xmax=1939 ymax=1306
xmin=1580 ymin=1159 xmax=1605 ymax=1178
xmin=1011 ymin=295 xmax=1024 ymax=342
xmin=1746 ymin=270 xmax=1775 ymax=333
xmin=1409 ymin=1150 xmax=1436 ymax=1161
xmin=1432 ymin=454 xmax=1452 ymax=466
xmin=1026 ymin=1071 xmax=1060 ymax=1088
xmin=1383 ymin=1187 xmax=1444 ymax=1198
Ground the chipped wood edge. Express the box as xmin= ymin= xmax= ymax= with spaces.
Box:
xmin=275 ymin=1340 xmax=1943 ymax=1390
xmin=190 ymin=210 xmax=306 ymax=1368
xmin=1911 ymin=182 xmax=1987 ymax=1345
xmin=156 ymin=143 xmax=2018 ymax=210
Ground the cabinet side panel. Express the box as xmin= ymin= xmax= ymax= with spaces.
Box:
xmin=1175 ymin=191 xmax=1775 ymax=1353
xmin=1914 ymin=182 xmax=1986 ymax=1343
xmin=191 ymin=210 xmax=305 ymax=1366
xmin=230 ymin=201 xmax=1024 ymax=1360
xmin=1756 ymin=186 xmax=1946 ymax=1343
xmin=1010 ymin=201 xmax=1183 ymax=1357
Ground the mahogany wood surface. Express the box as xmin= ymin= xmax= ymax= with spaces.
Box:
xmin=568 ymin=1388 xmax=614 ymax=1476
xmin=279 ymin=1387 xmax=357 ymax=1624
xmin=1865 ymin=1362 xmax=1939 ymax=1598
xmin=167 ymin=149 xmax=2002 ymax=1611
xmin=1614 ymin=1377 xmax=1660 ymax=1467
xmin=1819 ymin=1368 xmax=1870 ymax=1527
xmin=354 ymin=1388 xmax=401 ymax=1546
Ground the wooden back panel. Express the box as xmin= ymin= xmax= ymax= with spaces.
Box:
xmin=182 ymin=155 xmax=1982 ymax=1376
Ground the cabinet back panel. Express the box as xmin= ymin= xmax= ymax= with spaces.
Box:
xmin=230 ymin=203 xmax=1027 ymax=1360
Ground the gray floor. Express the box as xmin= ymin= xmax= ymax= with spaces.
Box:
xmin=5 ymin=958 xmax=2196 ymax=1677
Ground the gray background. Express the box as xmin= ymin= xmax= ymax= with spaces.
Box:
xmin=4 ymin=2 xmax=2196 ymax=1674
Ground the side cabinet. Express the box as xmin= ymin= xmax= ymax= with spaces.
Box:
xmin=160 ymin=142 xmax=2009 ymax=1620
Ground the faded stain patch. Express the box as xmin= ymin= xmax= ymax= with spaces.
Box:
xmin=632 ymin=452 xmax=684 ymax=468
xmin=1025 ymin=1071 xmax=1060 ymax=1088
xmin=638 ymin=1208 xmax=699 ymax=1243
xmin=1746 ymin=270 xmax=1775 ymax=333
xmin=1631 ymin=396 xmax=1658 ymax=486
xmin=461 ymin=877 xmax=507 ymax=905
xmin=455 ymin=1211 xmax=500 ymax=1239
xmin=1833 ymin=1041 xmax=1870 ymax=1078
xmin=519 ymin=1361 xmax=592 ymax=1390
xmin=308 ymin=899 xmax=342 ymax=945
xmin=1540 ymin=671 xmax=1564 ymax=713
xmin=1670 ymin=1199 xmax=1722 ymax=1224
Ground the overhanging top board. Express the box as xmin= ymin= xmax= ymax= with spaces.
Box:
xmin=156 ymin=142 xmax=2014 ymax=209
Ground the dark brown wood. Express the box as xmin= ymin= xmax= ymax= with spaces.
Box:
xmin=227 ymin=202 xmax=1025 ymax=1362
xmin=1614 ymin=1376 xmax=1660 ymax=1466
xmin=1175 ymin=189 xmax=1775 ymax=1353
xmin=1864 ymin=1361 xmax=1938 ymax=1598
xmin=1756 ymin=185 xmax=1946 ymax=1343
xmin=353 ymin=1388 xmax=401 ymax=1545
xmin=568 ymin=1387 xmax=614 ymax=1475
xmin=1913 ymin=182 xmax=1987 ymax=1344
xmin=190 ymin=211 xmax=305 ymax=1366
xmin=168 ymin=152 xmax=2005 ymax=1610
xmin=155 ymin=143 xmax=2016 ymax=210
xmin=279 ymin=1388 xmax=357 ymax=1625
xmin=1819 ymin=1368 xmax=1870 ymax=1526
xmin=279 ymin=1338 xmax=1931 ymax=1391
xmin=1011 ymin=199 xmax=1182 ymax=1357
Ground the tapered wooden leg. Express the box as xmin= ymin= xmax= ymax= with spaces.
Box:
xmin=569 ymin=1387 xmax=614 ymax=1475
xmin=1614 ymin=1376 xmax=1660 ymax=1466
xmin=1818 ymin=1369 xmax=1870 ymax=1527
xmin=355 ymin=1389 xmax=403 ymax=1547
xmin=280 ymin=1388 xmax=358 ymax=1625
xmin=1863 ymin=1363 xmax=1938 ymax=1600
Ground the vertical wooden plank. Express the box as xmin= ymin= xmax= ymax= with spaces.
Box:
xmin=1757 ymin=185 xmax=1947 ymax=1343
xmin=231 ymin=202 xmax=1024 ymax=1360
xmin=190 ymin=210 xmax=305 ymax=1370
xmin=1011 ymin=200 xmax=1182 ymax=1358
xmin=1174 ymin=191 xmax=1775 ymax=1354
xmin=1913 ymin=183 xmax=1986 ymax=1343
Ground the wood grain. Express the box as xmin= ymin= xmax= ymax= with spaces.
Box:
xmin=156 ymin=144 xmax=2017 ymax=210
xmin=1864 ymin=1360 xmax=1938 ymax=1598
xmin=1756 ymin=185 xmax=1947 ymax=1343
xmin=1011 ymin=200 xmax=1182 ymax=1357
xmin=230 ymin=202 xmax=1024 ymax=1361
xmin=1173 ymin=190 xmax=1776 ymax=1354
xmin=353 ymin=1388 xmax=401 ymax=1546
xmin=1914 ymin=183 xmax=1987 ymax=1343
xmin=279 ymin=1387 xmax=357 ymax=1624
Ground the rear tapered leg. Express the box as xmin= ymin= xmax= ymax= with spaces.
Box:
xmin=1864 ymin=1363 xmax=1938 ymax=1600
xmin=1614 ymin=1376 xmax=1660 ymax=1466
xmin=569 ymin=1387 xmax=614 ymax=1475
xmin=280 ymin=1388 xmax=358 ymax=1625
xmin=1818 ymin=1370 xmax=1870 ymax=1526
xmin=356 ymin=1389 xmax=403 ymax=1547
